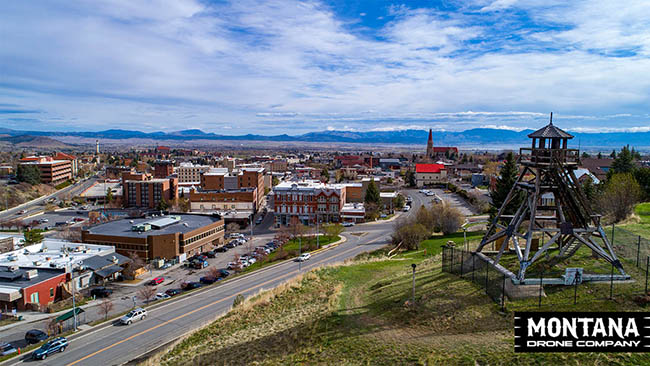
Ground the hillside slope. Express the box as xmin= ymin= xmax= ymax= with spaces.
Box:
xmin=154 ymin=233 xmax=650 ymax=366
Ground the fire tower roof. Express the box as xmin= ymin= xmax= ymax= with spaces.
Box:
xmin=527 ymin=121 xmax=573 ymax=139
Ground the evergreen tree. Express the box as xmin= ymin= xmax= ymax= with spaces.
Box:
xmin=405 ymin=170 xmax=416 ymax=187
xmin=597 ymin=152 xmax=602 ymax=159
xmin=364 ymin=180 xmax=381 ymax=205
xmin=156 ymin=198 xmax=169 ymax=211
xmin=105 ymin=188 xmax=114 ymax=204
xmin=609 ymin=145 xmax=636 ymax=178
xmin=633 ymin=167 xmax=650 ymax=200
xmin=610 ymin=149 xmax=617 ymax=158
xmin=320 ymin=168 xmax=330 ymax=182
xmin=24 ymin=229 xmax=44 ymax=244
xmin=581 ymin=152 xmax=590 ymax=159
xmin=490 ymin=152 xmax=523 ymax=217
xmin=581 ymin=177 xmax=596 ymax=201
xmin=16 ymin=164 xmax=41 ymax=185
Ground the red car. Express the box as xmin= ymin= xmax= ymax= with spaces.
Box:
xmin=149 ymin=277 xmax=164 ymax=285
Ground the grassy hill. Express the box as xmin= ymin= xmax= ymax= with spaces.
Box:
xmin=154 ymin=232 xmax=650 ymax=366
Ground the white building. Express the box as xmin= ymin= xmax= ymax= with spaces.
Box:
xmin=174 ymin=162 xmax=212 ymax=184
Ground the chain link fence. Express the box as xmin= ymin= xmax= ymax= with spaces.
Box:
xmin=442 ymin=225 xmax=650 ymax=310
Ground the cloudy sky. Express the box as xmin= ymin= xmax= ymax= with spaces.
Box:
xmin=2 ymin=0 xmax=650 ymax=135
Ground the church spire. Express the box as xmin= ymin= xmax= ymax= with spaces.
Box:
xmin=426 ymin=128 xmax=434 ymax=159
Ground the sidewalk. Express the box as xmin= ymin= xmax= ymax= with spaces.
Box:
xmin=0 ymin=298 xmax=103 ymax=333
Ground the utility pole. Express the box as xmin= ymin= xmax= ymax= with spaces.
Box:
xmin=68 ymin=260 xmax=78 ymax=331
xmin=299 ymin=236 xmax=302 ymax=271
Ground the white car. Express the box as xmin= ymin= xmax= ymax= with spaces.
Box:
xmin=426 ymin=191 xmax=435 ymax=196
xmin=120 ymin=308 xmax=147 ymax=325
xmin=296 ymin=253 xmax=311 ymax=262
xmin=342 ymin=222 xmax=355 ymax=227
xmin=403 ymin=205 xmax=411 ymax=212
xmin=154 ymin=293 xmax=170 ymax=301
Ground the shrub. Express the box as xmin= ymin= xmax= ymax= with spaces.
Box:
xmin=233 ymin=294 xmax=245 ymax=307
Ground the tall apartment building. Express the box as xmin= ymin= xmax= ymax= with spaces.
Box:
xmin=271 ymin=180 xmax=346 ymax=226
xmin=19 ymin=156 xmax=72 ymax=184
xmin=123 ymin=177 xmax=178 ymax=209
xmin=174 ymin=162 xmax=211 ymax=183
xmin=199 ymin=167 xmax=265 ymax=207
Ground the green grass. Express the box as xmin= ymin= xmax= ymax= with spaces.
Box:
xmin=620 ymin=202 xmax=650 ymax=239
xmin=54 ymin=180 xmax=72 ymax=190
xmin=240 ymin=235 xmax=341 ymax=274
xmin=158 ymin=230 xmax=650 ymax=366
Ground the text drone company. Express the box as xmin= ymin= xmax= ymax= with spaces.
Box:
xmin=514 ymin=312 xmax=650 ymax=353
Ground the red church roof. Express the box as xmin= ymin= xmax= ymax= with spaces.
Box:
xmin=416 ymin=163 xmax=446 ymax=173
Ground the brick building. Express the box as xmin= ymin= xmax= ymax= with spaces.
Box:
xmin=82 ymin=214 xmax=225 ymax=260
xmin=189 ymin=189 xmax=258 ymax=212
xmin=271 ymin=180 xmax=346 ymax=226
xmin=154 ymin=160 xmax=174 ymax=178
xmin=123 ymin=177 xmax=178 ymax=209
xmin=174 ymin=162 xmax=211 ymax=183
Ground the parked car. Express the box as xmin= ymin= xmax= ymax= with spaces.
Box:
xmin=215 ymin=246 xmax=228 ymax=252
xmin=342 ymin=222 xmax=355 ymax=227
xmin=403 ymin=205 xmax=411 ymax=212
xmin=200 ymin=276 xmax=218 ymax=284
xmin=39 ymin=218 xmax=49 ymax=223
xmin=225 ymin=241 xmax=237 ymax=249
xmin=161 ymin=262 xmax=172 ymax=269
xmin=255 ymin=217 xmax=263 ymax=225
xmin=120 ymin=308 xmax=147 ymax=325
xmin=90 ymin=287 xmax=113 ymax=298
xmin=17 ymin=209 xmax=26 ymax=215
xmin=31 ymin=337 xmax=68 ymax=360
xmin=154 ymin=292 xmax=170 ymax=300
xmin=183 ymin=282 xmax=202 ymax=290
xmin=25 ymin=329 xmax=48 ymax=344
xmin=73 ymin=217 xmax=85 ymax=222
xmin=296 ymin=253 xmax=311 ymax=262
xmin=204 ymin=250 xmax=216 ymax=258
xmin=247 ymin=257 xmax=257 ymax=264
xmin=149 ymin=277 xmax=164 ymax=285
xmin=227 ymin=262 xmax=240 ymax=270
xmin=380 ymin=213 xmax=388 ymax=218
xmin=0 ymin=342 xmax=17 ymax=356
xmin=165 ymin=288 xmax=182 ymax=297
xmin=192 ymin=260 xmax=208 ymax=269
xmin=217 ymin=269 xmax=230 ymax=278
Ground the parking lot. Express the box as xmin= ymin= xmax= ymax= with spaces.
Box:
xmin=416 ymin=188 xmax=477 ymax=216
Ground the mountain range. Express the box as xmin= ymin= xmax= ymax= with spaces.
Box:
xmin=0 ymin=127 xmax=648 ymax=149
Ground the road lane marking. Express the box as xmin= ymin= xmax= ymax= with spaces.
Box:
xmin=65 ymin=240 xmax=380 ymax=366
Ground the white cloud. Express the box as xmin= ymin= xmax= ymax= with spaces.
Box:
xmin=1 ymin=0 xmax=649 ymax=134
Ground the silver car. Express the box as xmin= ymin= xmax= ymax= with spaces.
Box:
xmin=120 ymin=308 xmax=147 ymax=325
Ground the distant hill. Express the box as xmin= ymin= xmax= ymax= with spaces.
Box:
xmin=0 ymin=135 xmax=73 ymax=149
xmin=0 ymin=127 xmax=648 ymax=149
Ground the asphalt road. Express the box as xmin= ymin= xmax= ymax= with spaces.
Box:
xmin=4 ymin=222 xmax=395 ymax=366
xmin=0 ymin=177 xmax=98 ymax=223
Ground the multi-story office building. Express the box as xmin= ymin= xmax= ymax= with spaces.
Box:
xmin=123 ymin=177 xmax=178 ymax=208
xmin=19 ymin=156 xmax=72 ymax=184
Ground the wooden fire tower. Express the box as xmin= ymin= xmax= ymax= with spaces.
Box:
xmin=474 ymin=114 xmax=628 ymax=284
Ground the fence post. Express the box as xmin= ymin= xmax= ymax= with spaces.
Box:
xmin=472 ymin=254 xmax=475 ymax=282
xmin=485 ymin=261 xmax=489 ymax=295
xmin=610 ymin=262 xmax=614 ymax=300
xmin=574 ymin=272 xmax=578 ymax=305
xmin=442 ymin=247 xmax=446 ymax=272
xmin=501 ymin=274 xmax=506 ymax=312
xmin=451 ymin=246 xmax=455 ymax=273
xmin=460 ymin=250 xmax=464 ymax=276
xmin=611 ymin=223 xmax=615 ymax=246
xmin=643 ymin=256 xmax=650 ymax=295
xmin=637 ymin=236 xmax=641 ymax=268
xmin=538 ymin=270 xmax=544 ymax=308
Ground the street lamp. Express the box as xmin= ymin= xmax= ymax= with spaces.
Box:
xmin=411 ymin=263 xmax=417 ymax=304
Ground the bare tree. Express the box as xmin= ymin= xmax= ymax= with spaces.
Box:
xmin=138 ymin=285 xmax=157 ymax=305
xmin=207 ymin=266 xmax=220 ymax=279
xmin=323 ymin=223 xmax=344 ymax=239
xmin=598 ymin=173 xmax=642 ymax=222
xmin=274 ymin=226 xmax=291 ymax=245
xmin=123 ymin=251 xmax=146 ymax=279
xmin=56 ymin=227 xmax=82 ymax=242
xmin=226 ymin=222 xmax=240 ymax=233
xmin=98 ymin=298 xmax=114 ymax=320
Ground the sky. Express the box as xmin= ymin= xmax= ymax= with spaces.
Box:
xmin=1 ymin=0 xmax=650 ymax=135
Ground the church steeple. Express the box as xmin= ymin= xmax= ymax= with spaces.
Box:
xmin=426 ymin=128 xmax=434 ymax=159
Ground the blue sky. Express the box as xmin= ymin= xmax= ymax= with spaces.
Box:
xmin=1 ymin=0 xmax=650 ymax=135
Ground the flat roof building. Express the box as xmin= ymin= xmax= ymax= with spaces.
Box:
xmin=81 ymin=214 xmax=225 ymax=260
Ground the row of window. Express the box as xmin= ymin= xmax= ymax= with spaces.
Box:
xmin=275 ymin=194 xmax=339 ymax=203
xmin=182 ymin=225 xmax=224 ymax=245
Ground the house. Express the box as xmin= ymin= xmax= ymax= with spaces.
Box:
xmin=580 ymin=158 xmax=613 ymax=181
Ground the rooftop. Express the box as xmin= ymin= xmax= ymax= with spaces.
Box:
xmin=0 ymin=239 xmax=115 ymax=271
xmin=86 ymin=214 xmax=221 ymax=238
xmin=81 ymin=182 xmax=122 ymax=198
xmin=416 ymin=164 xmax=446 ymax=173
xmin=527 ymin=118 xmax=574 ymax=139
